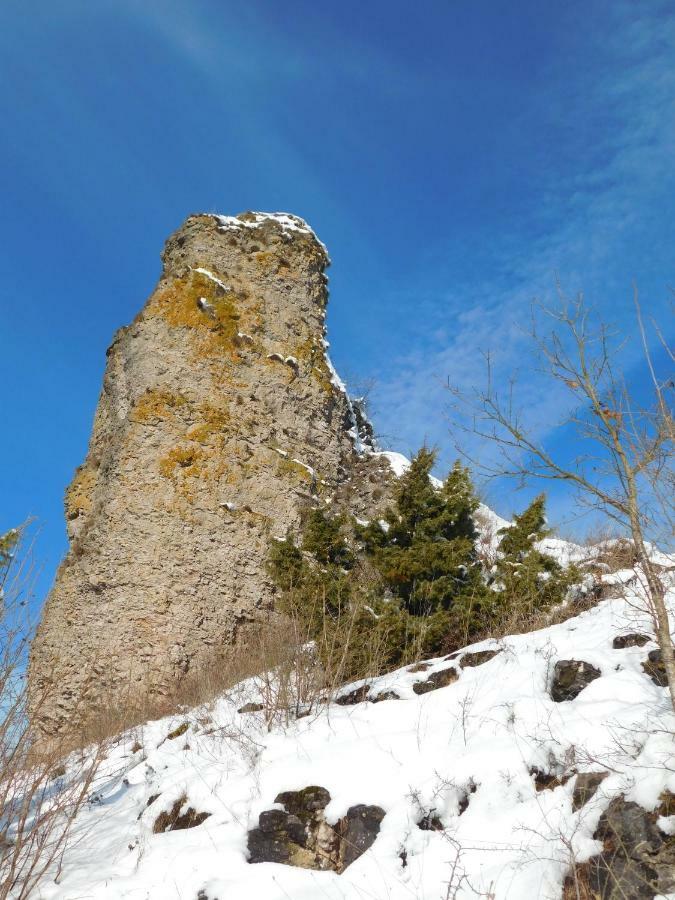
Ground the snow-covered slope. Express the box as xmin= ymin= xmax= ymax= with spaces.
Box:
xmin=32 ymin=566 xmax=675 ymax=900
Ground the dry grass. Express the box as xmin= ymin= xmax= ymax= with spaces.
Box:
xmin=64 ymin=618 xmax=306 ymax=748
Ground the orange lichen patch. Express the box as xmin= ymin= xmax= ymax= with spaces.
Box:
xmin=186 ymin=401 xmax=230 ymax=445
xmin=254 ymin=251 xmax=275 ymax=268
xmin=159 ymin=446 xmax=207 ymax=480
xmin=254 ymin=252 xmax=298 ymax=278
xmin=130 ymin=389 xmax=188 ymax=424
xmin=293 ymin=337 xmax=334 ymax=394
xmin=276 ymin=456 xmax=313 ymax=483
xmin=65 ymin=465 xmax=98 ymax=519
xmin=159 ymin=434 xmax=233 ymax=510
xmin=145 ymin=271 xmax=242 ymax=360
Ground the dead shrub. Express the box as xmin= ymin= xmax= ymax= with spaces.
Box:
xmin=582 ymin=526 xmax=641 ymax=574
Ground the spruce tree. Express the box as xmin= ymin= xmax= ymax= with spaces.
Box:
xmin=494 ymin=494 xmax=578 ymax=615
xmin=359 ymin=450 xmax=489 ymax=642
xmin=497 ymin=494 xmax=549 ymax=560
xmin=301 ymin=509 xmax=353 ymax=567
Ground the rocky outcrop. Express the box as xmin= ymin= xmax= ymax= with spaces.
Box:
xmin=550 ymin=659 xmax=601 ymax=702
xmin=567 ymin=795 xmax=675 ymax=899
xmin=28 ymin=212 xmax=395 ymax=737
xmin=572 ymin=771 xmax=608 ymax=811
xmin=412 ymin=666 xmax=458 ymax=695
xmin=612 ymin=633 xmax=650 ymax=649
xmin=642 ymin=649 xmax=669 ymax=687
xmin=247 ymin=786 xmax=384 ymax=872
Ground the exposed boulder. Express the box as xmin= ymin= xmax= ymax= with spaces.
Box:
xmin=417 ymin=810 xmax=444 ymax=831
xmin=574 ymin=797 xmax=675 ymax=899
xmin=642 ymin=649 xmax=669 ymax=687
xmin=530 ymin=768 xmax=572 ymax=793
xmin=247 ymin=786 xmax=384 ymax=873
xmin=613 ymin=633 xmax=650 ymax=649
xmin=371 ymin=690 xmax=400 ymax=703
xmin=335 ymin=685 xmax=370 ymax=706
xmin=460 ymin=649 xmax=501 ymax=668
xmin=550 ymin=660 xmax=601 ymax=702
xmin=412 ymin=666 xmax=458 ymax=695
xmin=337 ymin=804 xmax=386 ymax=870
xmin=572 ymin=772 xmax=608 ymax=810
xmin=238 ymin=703 xmax=264 ymax=714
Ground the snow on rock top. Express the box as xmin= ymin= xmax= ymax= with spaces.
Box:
xmin=32 ymin=569 xmax=675 ymax=900
xmin=212 ymin=211 xmax=329 ymax=254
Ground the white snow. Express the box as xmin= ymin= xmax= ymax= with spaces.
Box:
xmin=373 ymin=450 xmax=412 ymax=478
xmin=192 ymin=266 xmax=230 ymax=292
xmin=321 ymin=338 xmax=365 ymax=454
xmin=211 ymin=212 xmax=329 ymax=255
xmin=27 ymin=566 xmax=675 ymax=900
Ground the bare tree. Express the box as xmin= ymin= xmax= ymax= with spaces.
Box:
xmin=448 ymin=292 xmax=675 ymax=707
xmin=0 ymin=526 xmax=104 ymax=899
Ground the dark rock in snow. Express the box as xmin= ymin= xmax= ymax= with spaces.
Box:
xmin=642 ymin=649 xmax=669 ymax=687
xmin=275 ymin=786 xmax=331 ymax=816
xmin=238 ymin=702 xmax=264 ymax=714
xmin=572 ymin=772 xmax=608 ymax=810
xmin=335 ymin=685 xmax=370 ymax=706
xmin=460 ymin=649 xmax=501 ymax=668
xmin=612 ymin=633 xmax=650 ymax=649
xmin=550 ymin=660 xmax=601 ymax=702
xmin=530 ymin=768 xmax=572 ymax=793
xmin=417 ymin=810 xmax=444 ymax=831
xmin=458 ymin=781 xmax=477 ymax=814
xmin=412 ymin=667 xmax=458 ymax=695
xmin=371 ymin=690 xmax=400 ymax=703
xmin=248 ymin=785 xmax=384 ymax=873
xmin=408 ymin=662 xmax=431 ymax=673
xmin=337 ymin=804 xmax=385 ymax=869
xmin=580 ymin=796 xmax=675 ymax=899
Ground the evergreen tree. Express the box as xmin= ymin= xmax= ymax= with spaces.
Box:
xmin=494 ymin=494 xmax=578 ymax=614
xmin=267 ymin=535 xmax=305 ymax=591
xmin=359 ymin=450 xmax=489 ymax=636
xmin=497 ymin=494 xmax=549 ymax=560
xmin=268 ymin=512 xmax=353 ymax=634
xmin=301 ymin=509 xmax=353 ymax=567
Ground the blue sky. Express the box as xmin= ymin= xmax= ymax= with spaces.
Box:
xmin=1 ymin=1 xmax=673 ymax=603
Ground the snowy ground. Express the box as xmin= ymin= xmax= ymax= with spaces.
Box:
xmin=28 ymin=564 xmax=675 ymax=900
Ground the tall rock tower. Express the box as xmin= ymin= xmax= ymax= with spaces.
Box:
xmin=29 ymin=212 xmax=393 ymax=737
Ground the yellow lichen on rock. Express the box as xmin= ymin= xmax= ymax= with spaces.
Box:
xmin=293 ymin=337 xmax=334 ymax=394
xmin=131 ymin=389 xmax=188 ymax=424
xmin=276 ymin=456 xmax=314 ymax=483
xmin=65 ymin=465 xmax=97 ymax=520
xmin=186 ymin=401 xmax=230 ymax=444
xmin=159 ymin=446 xmax=207 ymax=480
xmin=145 ymin=270 xmax=242 ymax=360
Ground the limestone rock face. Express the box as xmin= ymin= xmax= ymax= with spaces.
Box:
xmin=29 ymin=212 xmax=394 ymax=736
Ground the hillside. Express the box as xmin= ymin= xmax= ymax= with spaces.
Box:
xmin=31 ymin=554 xmax=675 ymax=899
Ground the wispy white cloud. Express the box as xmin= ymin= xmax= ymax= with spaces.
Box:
xmin=366 ymin=1 xmax=675 ymax=518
